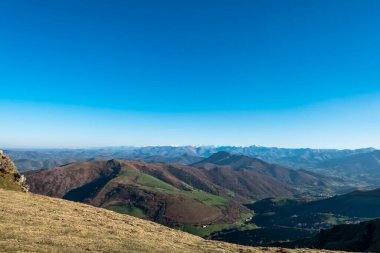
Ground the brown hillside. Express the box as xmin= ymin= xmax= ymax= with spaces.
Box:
xmin=25 ymin=159 xmax=121 ymax=198
xmin=25 ymin=154 xmax=335 ymax=236
xmin=25 ymin=154 xmax=316 ymax=232
xmin=193 ymin=152 xmax=331 ymax=194
xmin=0 ymin=188 xmax=342 ymax=253
xmin=25 ymin=160 xmax=247 ymax=229
xmin=200 ymin=165 xmax=295 ymax=199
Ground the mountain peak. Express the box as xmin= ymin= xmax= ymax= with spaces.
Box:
xmin=208 ymin=151 xmax=233 ymax=161
xmin=195 ymin=151 xmax=261 ymax=167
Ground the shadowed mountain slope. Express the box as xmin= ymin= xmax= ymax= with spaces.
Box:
xmin=212 ymin=187 xmax=380 ymax=248
xmin=299 ymin=188 xmax=380 ymax=218
xmin=245 ymin=188 xmax=380 ymax=231
xmin=278 ymin=218 xmax=380 ymax=252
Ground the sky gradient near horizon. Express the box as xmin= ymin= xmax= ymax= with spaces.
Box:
xmin=1 ymin=0 xmax=380 ymax=148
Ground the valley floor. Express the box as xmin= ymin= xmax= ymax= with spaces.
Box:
xmin=0 ymin=189 xmax=342 ymax=253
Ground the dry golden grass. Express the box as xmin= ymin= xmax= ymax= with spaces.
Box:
xmin=0 ymin=189 xmax=342 ymax=253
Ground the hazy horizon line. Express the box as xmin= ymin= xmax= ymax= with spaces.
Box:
xmin=1 ymin=145 xmax=377 ymax=151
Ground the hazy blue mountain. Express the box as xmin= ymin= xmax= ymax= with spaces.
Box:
xmin=4 ymin=146 xmax=375 ymax=173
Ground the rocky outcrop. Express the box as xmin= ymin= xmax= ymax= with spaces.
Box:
xmin=0 ymin=150 xmax=29 ymax=192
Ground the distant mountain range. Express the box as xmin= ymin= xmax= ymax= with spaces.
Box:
xmin=4 ymin=145 xmax=374 ymax=163
xmin=7 ymin=145 xmax=379 ymax=189
xmin=4 ymin=145 xmax=376 ymax=171
xmin=314 ymin=150 xmax=380 ymax=185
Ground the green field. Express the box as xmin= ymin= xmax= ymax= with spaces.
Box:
xmin=137 ymin=173 xmax=178 ymax=191
xmin=181 ymin=190 xmax=227 ymax=206
xmin=119 ymin=170 xmax=141 ymax=177
xmin=226 ymin=190 xmax=235 ymax=197
xmin=121 ymin=169 xmax=227 ymax=207
xmin=326 ymin=215 xmax=350 ymax=225
xmin=107 ymin=205 xmax=147 ymax=219
xmin=240 ymin=212 xmax=253 ymax=219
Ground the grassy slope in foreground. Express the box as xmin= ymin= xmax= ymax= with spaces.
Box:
xmin=0 ymin=189 xmax=341 ymax=253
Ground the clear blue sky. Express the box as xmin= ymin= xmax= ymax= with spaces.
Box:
xmin=0 ymin=0 xmax=379 ymax=148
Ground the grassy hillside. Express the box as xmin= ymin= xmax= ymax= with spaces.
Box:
xmin=193 ymin=152 xmax=344 ymax=198
xmin=0 ymin=189 xmax=339 ymax=253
